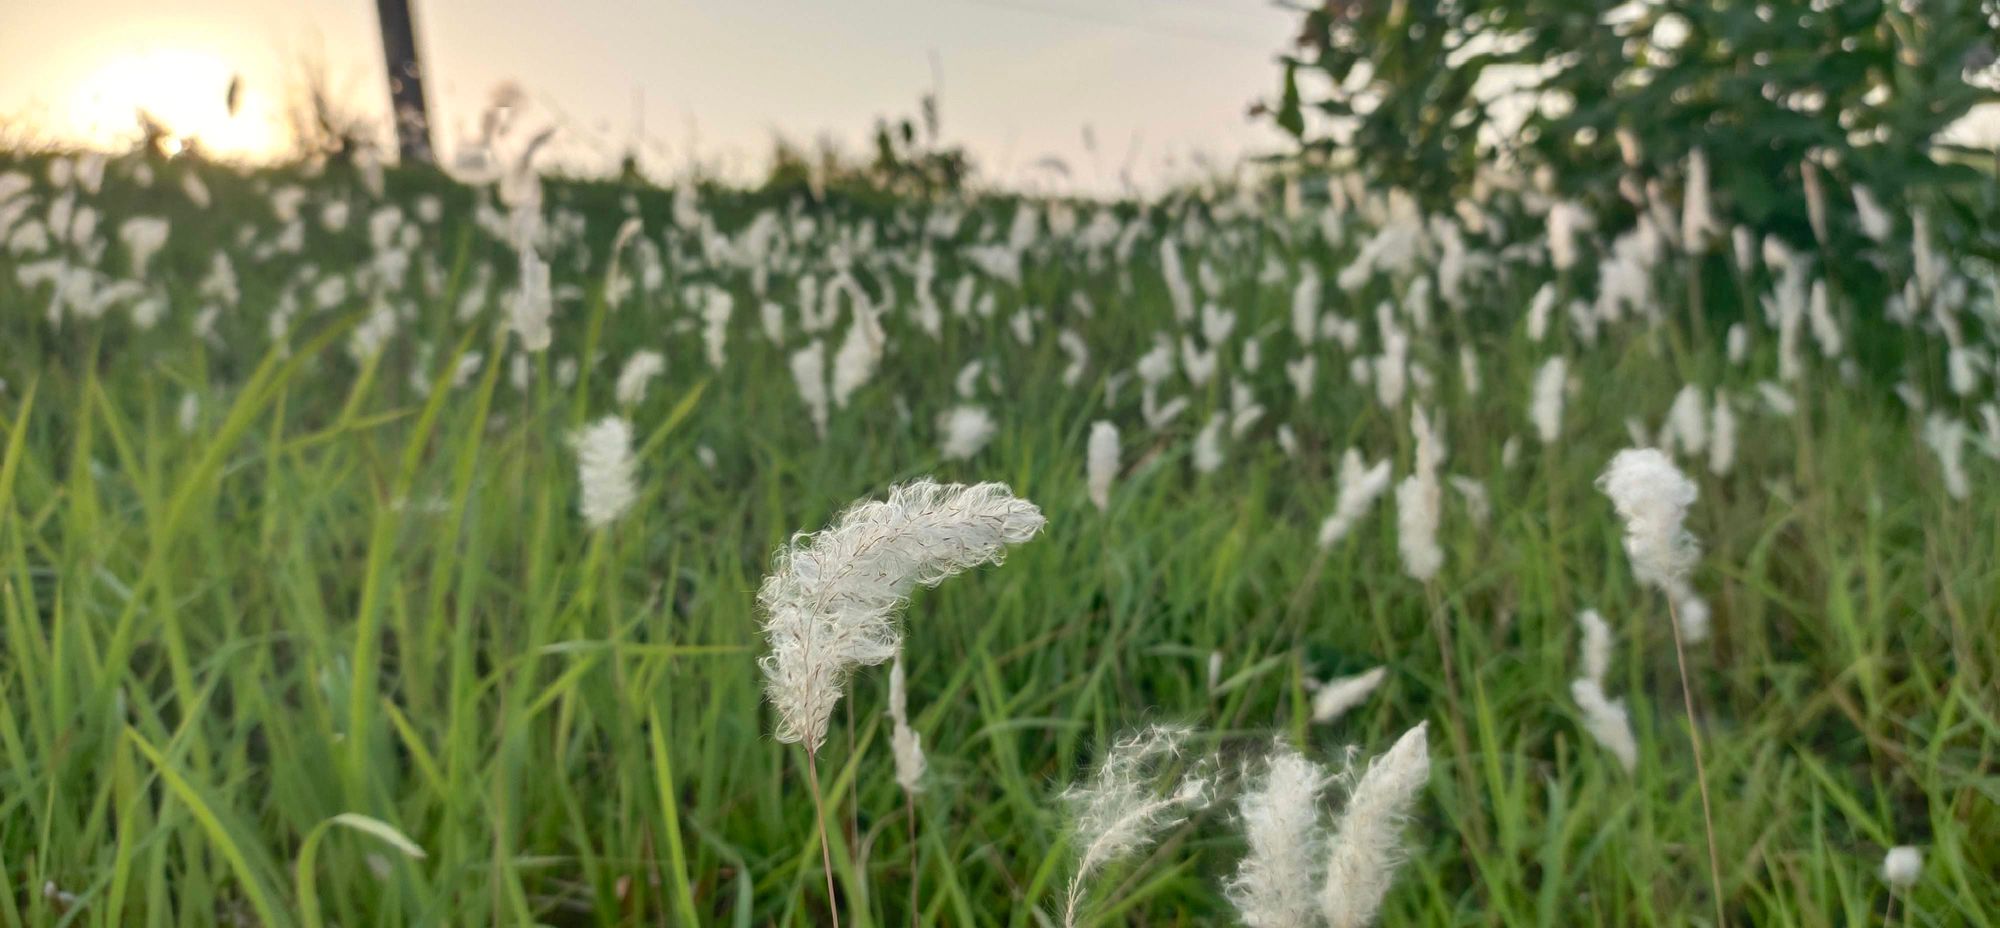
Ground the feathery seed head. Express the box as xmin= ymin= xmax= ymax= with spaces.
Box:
xmin=1597 ymin=448 xmax=1700 ymax=591
xmin=758 ymin=479 xmax=1045 ymax=753
xmin=570 ymin=417 xmax=636 ymax=529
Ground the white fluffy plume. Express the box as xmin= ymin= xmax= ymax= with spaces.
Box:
xmin=614 ymin=350 xmax=665 ymax=406
xmin=758 ymin=480 xmax=1046 ymax=753
xmin=1228 ymin=743 xmax=1330 ymax=928
xmin=1395 ymin=409 xmax=1446 ymax=582
xmin=1571 ymin=609 xmax=1638 ymax=773
xmin=789 ymin=340 xmax=830 ymax=439
xmin=1880 ymin=845 xmax=1922 ymax=889
xmin=1570 ymin=679 xmax=1639 ymax=773
xmin=1530 ymin=356 xmax=1568 ymax=445
xmin=1086 ymin=420 xmax=1119 ymax=512
xmin=1319 ymin=723 xmax=1431 ymax=928
xmin=1311 ymin=666 xmax=1388 ymax=725
xmin=1062 ymin=725 xmax=1211 ymax=927
xmin=938 ymin=404 xmax=998 ymax=461
xmin=887 ymin=653 xmax=926 ymax=793
xmin=1319 ymin=450 xmax=1393 ymax=548
xmin=569 ymin=416 xmax=637 ymax=529
xmin=1597 ymin=448 xmax=1700 ymax=591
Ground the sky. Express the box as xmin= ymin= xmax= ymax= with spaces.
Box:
xmin=0 ymin=0 xmax=1302 ymax=194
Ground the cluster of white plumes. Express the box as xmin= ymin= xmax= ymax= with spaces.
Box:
xmin=1227 ymin=725 xmax=1432 ymax=928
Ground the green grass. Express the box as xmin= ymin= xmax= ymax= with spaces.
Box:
xmin=0 ymin=152 xmax=1995 ymax=926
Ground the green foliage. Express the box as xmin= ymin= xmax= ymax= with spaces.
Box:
xmin=1271 ymin=0 xmax=2000 ymax=226
xmin=0 ymin=155 xmax=1996 ymax=924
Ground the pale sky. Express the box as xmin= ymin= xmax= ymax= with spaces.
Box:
xmin=0 ymin=0 xmax=1302 ymax=193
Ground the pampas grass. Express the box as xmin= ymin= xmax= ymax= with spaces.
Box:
xmin=759 ymin=479 xmax=1044 ymax=925
xmin=1061 ymin=725 xmax=1212 ymax=928
xmin=1598 ymin=448 xmax=1725 ymax=924
xmin=1319 ymin=724 xmax=1431 ymax=928
xmin=1228 ymin=743 xmax=1329 ymax=927
xmin=759 ymin=478 xmax=1045 ymax=752
xmin=569 ymin=416 xmax=636 ymax=529
xmin=1311 ymin=667 xmax=1387 ymax=725
xmin=1086 ymin=420 xmax=1119 ymax=511
xmin=1571 ymin=608 xmax=1639 ymax=773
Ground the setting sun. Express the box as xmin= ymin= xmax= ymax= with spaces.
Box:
xmin=67 ymin=47 xmax=288 ymax=159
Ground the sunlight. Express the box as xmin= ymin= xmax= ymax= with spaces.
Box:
xmin=68 ymin=47 xmax=288 ymax=160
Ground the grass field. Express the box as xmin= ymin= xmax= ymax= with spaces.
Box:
xmin=0 ymin=150 xmax=1995 ymax=926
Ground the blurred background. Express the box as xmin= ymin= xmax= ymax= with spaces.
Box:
xmin=0 ymin=0 xmax=1309 ymax=195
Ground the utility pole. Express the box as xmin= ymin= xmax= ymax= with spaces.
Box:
xmin=374 ymin=0 xmax=435 ymax=164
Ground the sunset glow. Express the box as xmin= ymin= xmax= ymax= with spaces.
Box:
xmin=66 ymin=47 xmax=288 ymax=159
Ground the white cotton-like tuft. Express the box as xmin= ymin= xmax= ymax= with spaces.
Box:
xmin=1287 ymin=356 xmax=1317 ymax=401
xmin=1757 ymin=381 xmax=1798 ymax=418
xmin=1597 ymin=449 xmax=1700 ymax=591
xmin=758 ymin=480 xmax=1045 ymax=753
xmin=938 ymin=404 xmax=998 ymax=461
xmin=1058 ymin=328 xmax=1090 ymax=387
xmin=1668 ymin=584 xmax=1711 ymax=643
xmin=831 ymin=307 xmax=885 ymax=408
xmin=614 ymin=350 xmax=665 ymax=406
xmin=1570 ymin=679 xmax=1640 ymax=773
xmin=1880 ymin=846 xmax=1922 ymax=889
xmin=1318 ymin=450 xmax=1393 ymax=548
xmin=1922 ymin=414 xmax=1969 ymax=500
xmin=1530 ymin=357 xmax=1568 ymax=445
xmin=1086 ymin=421 xmax=1119 ymax=512
xmin=1571 ymin=608 xmax=1638 ymax=771
xmin=509 ymin=248 xmax=553 ymax=352
xmin=177 ymin=392 xmax=200 ymax=434
xmin=1292 ymin=269 xmax=1321 ymax=345
xmin=1319 ymin=723 xmax=1431 ymax=928
xmin=1802 ymin=160 xmax=1829 ymax=245
xmin=1708 ymin=392 xmax=1738 ymax=476
xmin=887 ymin=653 xmax=926 ymax=793
xmin=1664 ymin=385 xmax=1708 ymax=457
xmin=1526 ymin=283 xmax=1557 ymax=342
xmin=1062 ymin=725 xmax=1211 ymax=927
xmin=700 ymin=288 xmax=733 ymax=369
xmin=790 ymin=340 xmax=830 ymax=439
xmin=1228 ymin=744 xmax=1330 ymax=928
xmin=119 ymin=217 xmax=171 ymax=279
xmin=1576 ymin=609 xmax=1614 ymax=685
xmin=1277 ymin=424 xmax=1300 ymax=459
xmin=1449 ymin=476 xmax=1489 ymax=528
xmin=1311 ymin=666 xmax=1387 ymax=725
xmin=1194 ymin=414 xmax=1227 ymax=474
xmin=1395 ymin=472 xmax=1443 ymax=582
xmin=1726 ymin=324 xmax=1750 ymax=366
xmin=955 ymin=360 xmax=985 ymax=399
xmin=1395 ymin=409 xmax=1445 ymax=582
xmin=570 ymin=417 xmax=637 ymax=529
xmin=1807 ymin=279 xmax=1842 ymax=359
xmin=1547 ymin=201 xmax=1590 ymax=271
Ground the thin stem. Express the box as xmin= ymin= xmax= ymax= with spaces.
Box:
xmin=1686 ymin=251 xmax=1710 ymax=355
xmin=905 ymin=788 xmax=920 ymax=928
xmin=1666 ymin=596 xmax=1726 ymax=928
xmin=805 ymin=750 xmax=842 ymax=928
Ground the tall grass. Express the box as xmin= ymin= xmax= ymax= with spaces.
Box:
xmin=0 ymin=150 xmax=1994 ymax=925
